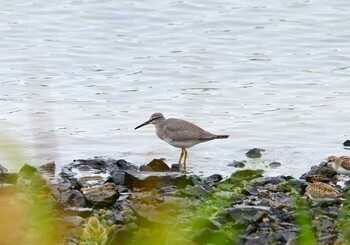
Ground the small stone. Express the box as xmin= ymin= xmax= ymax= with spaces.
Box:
xmin=180 ymin=185 xmax=210 ymax=198
xmin=170 ymin=164 xmax=180 ymax=172
xmin=344 ymin=140 xmax=350 ymax=147
xmin=269 ymin=162 xmax=281 ymax=168
xmin=245 ymin=148 xmax=265 ymax=158
xmin=140 ymin=159 xmax=170 ymax=172
xmin=39 ymin=161 xmax=56 ymax=173
xmin=82 ymin=182 xmax=119 ymax=206
xmin=61 ymin=190 xmax=86 ymax=207
xmin=175 ymin=174 xmax=201 ymax=189
xmin=228 ymin=160 xmax=245 ymax=168
xmin=203 ymin=174 xmax=223 ymax=186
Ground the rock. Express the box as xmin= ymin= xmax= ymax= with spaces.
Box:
xmin=140 ymin=159 xmax=170 ymax=172
xmin=192 ymin=228 xmax=233 ymax=245
xmin=228 ymin=160 xmax=245 ymax=168
xmin=106 ymin=171 xmax=126 ymax=185
xmin=175 ymin=174 xmax=201 ymax=189
xmin=109 ymin=159 xmax=138 ymax=171
xmin=226 ymin=205 xmax=270 ymax=227
xmin=305 ymin=174 xmax=331 ymax=183
xmin=203 ymin=174 xmax=223 ymax=187
xmin=18 ymin=164 xmax=38 ymax=179
xmin=170 ymin=164 xmax=180 ymax=172
xmin=269 ymin=161 xmax=281 ymax=168
xmin=230 ymin=169 xmax=264 ymax=181
xmin=61 ymin=190 xmax=86 ymax=207
xmin=64 ymin=216 xmax=85 ymax=227
xmin=0 ymin=164 xmax=8 ymax=174
xmin=129 ymin=203 xmax=170 ymax=227
xmin=251 ymin=176 xmax=286 ymax=186
xmin=344 ymin=140 xmax=350 ymax=147
xmin=192 ymin=217 xmax=222 ymax=230
xmin=124 ymin=171 xmax=183 ymax=189
xmin=59 ymin=167 xmax=76 ymax=179
xmin=179 ymin=185 xmax=210 ymax=198
xmin=39 ymin=161 xmax=56 ymax=173
xmin=82 ymin=182 xmax=119 ymax=206
xmin=301 ymin=164 xmax=337 ymax=179
xmin=245 ymin=148 xmax=265 ymax=158
xmin=0 ymin=173 xmax=18 ymax=184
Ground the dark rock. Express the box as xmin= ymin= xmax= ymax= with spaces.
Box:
xmin=179 ymin=185 xmax=210 ymax=198
xmin=61 ymin=190 xmax=86 ymax=207
xmin=241 ymin=186 xmax=259 ymax=196
xmin=192 ymin=217 xmax=222 ymax=230
xmin=175 ymin=174 xmax=201 ymax=189
xmin=59 ymin=167 xmax=76 ymax=179
xmin=39 ymin=161 xmax=56 ymax=173
xmin=228 ymin=160 xmax=245 ymax=168
xmin=269 ymin=161 xmax=281 ymax=168
xmin=250 ymin=176 xmax=286 ymax=186
xmin=203 ymin=174 xmax=223 ymax=187
xmin=140 ymin=159 xmax=170 ymax=172
xmin=277 ymin=231 xmax=297 ymax=243
xmin=170 ymin=164 xmax=180 ymax=172
xmin=231 ymin=169 xmax=264 ymax=181
xmin=129 ymin=203 xmax=170 ymax=227
xmin=344 ymin=140 xmax=350 ymax=147
xmin=18 ymin=164 xmax=38 ymax=179
xmin=192 ymin=228 xmax=233 ymax=245
xmin=301 ymin=164 xmax=337 ymax=179
xmin=0 ymin=173 xmax=18 ymax=184
xmin=0 ymin=164 xmax=8 ymax=174
xmin=124 ymin=172 xmax=183 ymax=189
xmin=106 ymin=171 xmax=125 ymax=185
xmin=82 ymin=182 xmax=119 ymax=206
xmin=226 ymin=205 xmax=270 ymax=227
xmin=245 ymin=148 xmax=265 ymax=158
xmin=110 ymin=159 xmax=138 ymax=171
xmin=243 ymin=232 xmax=276 ymax=245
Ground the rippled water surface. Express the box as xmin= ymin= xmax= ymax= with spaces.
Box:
xmin=1 ymin=0 xmax=349 ymax=177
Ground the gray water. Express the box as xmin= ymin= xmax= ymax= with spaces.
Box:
xmin=1 ymin=0 xmax=349 ymax=178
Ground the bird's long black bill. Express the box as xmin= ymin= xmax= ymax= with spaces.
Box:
xmin=135 ymin=120 xmax=151 ymax=130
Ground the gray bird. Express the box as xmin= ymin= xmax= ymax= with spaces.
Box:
xmin=135 ymin=112 xmax=229 ymax=170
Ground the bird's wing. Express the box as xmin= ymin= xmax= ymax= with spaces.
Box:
xmin=162 ymin=119 xmax=215 ymax=142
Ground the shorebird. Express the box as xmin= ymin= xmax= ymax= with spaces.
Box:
xmin=135 ymin=112 xmax=229 ymax=170
xmin=327 ymin=156 xmax=350 ymax=175
xmin=305 ymin=182 xmax=342 ymax=202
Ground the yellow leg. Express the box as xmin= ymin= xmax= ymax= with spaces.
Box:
xmin=179 ymin=148 xmax=185 ymax=168
xmin=183 ymin=148 xmax=187 ymax=170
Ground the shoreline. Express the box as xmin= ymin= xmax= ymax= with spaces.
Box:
xmin=0 ymin=155 xmax=349 ymax=245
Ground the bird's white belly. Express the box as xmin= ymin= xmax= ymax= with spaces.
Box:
xmin=163 ymin=137 xmax=198 ymax=148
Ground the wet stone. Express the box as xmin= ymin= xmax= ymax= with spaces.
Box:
xmin=179 ymin=185 xmax=210 ymax=198
xmin=61 ymin=190 xmax=86 ymax=207
xmin=82 ymin=182 xmax=119 ymax=206
xmin=269 ymin=161 xmax=281 ymax=168
xmin=245 ymin=148 xmax=265 ymax=158
xmin=250 ymin=176 xmax=286 ymax=186
xmin=344 ymin=140 xmax=350 ymax=147
xmin=227 ymin=205 xmax=270 ymax=227
xmin=228 ymin=160 xmax=245 ymax=168
xmin=140 ymin=159 xmax=170 ymax=172
xmin=203 ymin=174 xmax=223 ymax=187
xmin=175 ymin=174 xmax=202 ymax=189
xmin=39 ymin=161 xmax=56 ymax=173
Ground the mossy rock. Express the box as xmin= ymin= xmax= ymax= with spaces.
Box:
xmin=230 ymin=169 xmax=264 ymax=181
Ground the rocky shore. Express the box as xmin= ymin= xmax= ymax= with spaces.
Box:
xmin=1 ymin=154 xmax=350 ymax=245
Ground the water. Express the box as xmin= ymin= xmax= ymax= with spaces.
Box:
xmin=1 ymin=0 xmax=349 ymax=178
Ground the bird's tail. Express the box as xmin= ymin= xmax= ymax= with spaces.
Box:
xmin=215 ymin=135 xmax=229 ymax=139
